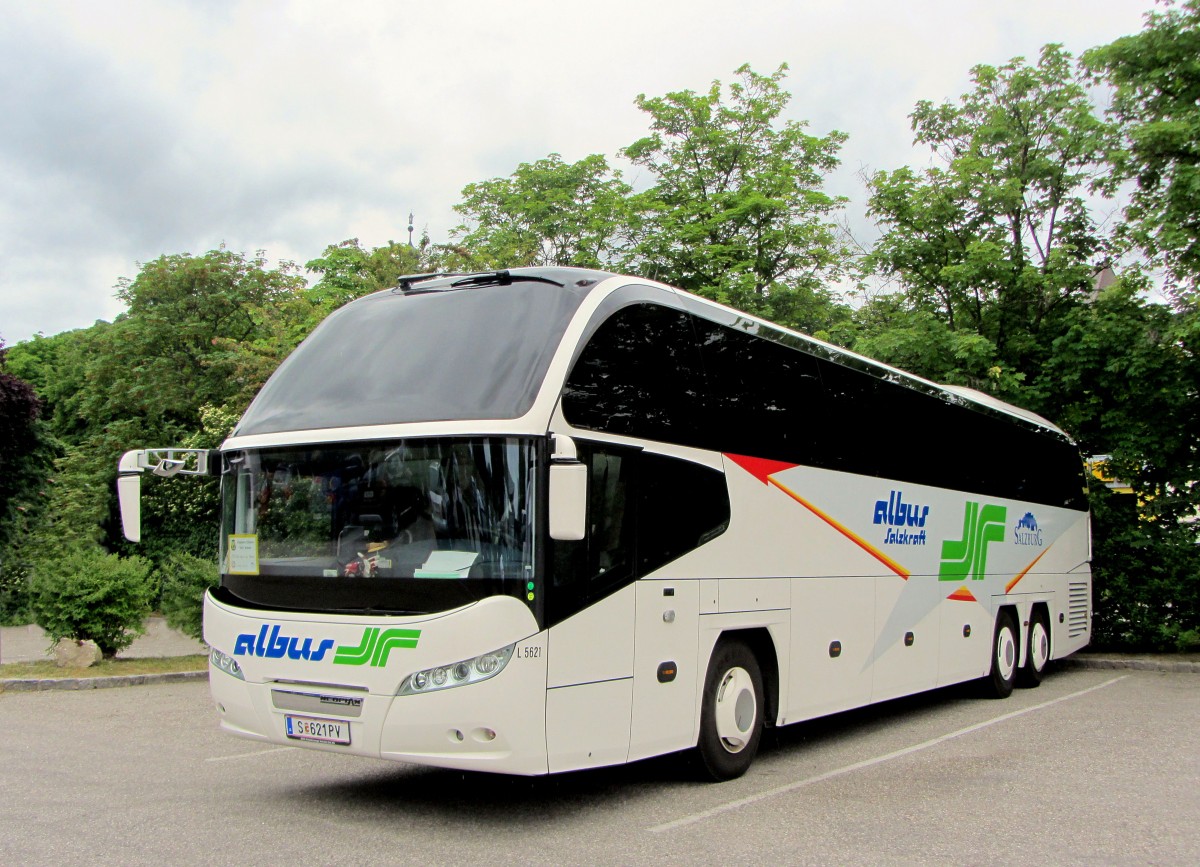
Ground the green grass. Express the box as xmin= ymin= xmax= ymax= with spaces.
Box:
xmin=0 ymin=654 xmax=208 ymax=680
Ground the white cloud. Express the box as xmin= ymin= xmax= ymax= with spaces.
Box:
xmin=0 ymin=0 xmax=1152 ymax=344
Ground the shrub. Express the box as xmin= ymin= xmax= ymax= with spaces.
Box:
xmin=30 ymin=547 xmax=155 ymax=657
xmin=159 ymin=552 xmax=218 ymax=641
xmin=0 ymin=558 xmax=33 ymax=626
xmin=1089 ymin=488 xmax=1200 ymax=651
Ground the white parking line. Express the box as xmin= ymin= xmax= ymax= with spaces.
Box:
xmin=648 ymin=675 xmax=1129 ymax=833
xmin=206 ymin=746 xmax=298 ymax=763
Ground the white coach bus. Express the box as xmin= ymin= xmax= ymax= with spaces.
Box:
xmin=119 ymin=267 xmax=1092 ymax=780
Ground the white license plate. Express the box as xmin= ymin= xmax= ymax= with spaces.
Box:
xmin=284 ymin=714 xmax=350 ymax=745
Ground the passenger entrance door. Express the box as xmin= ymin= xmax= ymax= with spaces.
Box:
xmin=545 ymin=444 xmax=637 ymax=772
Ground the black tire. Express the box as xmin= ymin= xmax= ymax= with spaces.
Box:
xmin=1017 ymin=607 xmax=1051 ymax=689
xmin=696 ymin=640 xmax=764 ymax=781
xmin=983 ymin=610 xmax=1019 ymax=699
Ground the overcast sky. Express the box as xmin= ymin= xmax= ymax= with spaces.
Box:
xmin=0 ymin=0 xmax=1154 ymax=346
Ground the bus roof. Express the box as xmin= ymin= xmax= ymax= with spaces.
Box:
xmin=231 ymin=266 xmax=1071 ymax=445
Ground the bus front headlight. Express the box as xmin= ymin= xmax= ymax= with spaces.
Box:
xmin=398 ymin=643 xmax=515 ymax=696
xmin=210 ymin=647 xmax=245 ymax=681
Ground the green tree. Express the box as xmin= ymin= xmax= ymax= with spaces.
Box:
xmin=19 ymin=250 xmax=307 ymax=568
xmin=859 ymin=42 xmax=1198 ymax=650
xmin=2 ymin=329 xmax=80 ymax=432
xmin=1078 ymin=7 xmax=1200 ymax=647
xmin=622 ymin=64 xmax=852 ymax=332
xmin=449 ymin=153 xmax=633 ymax=270
xmin=1085 ymin=1 xmax=1200 ymax=297
xmin=865 ymin=45 xmax=1118 ymax=382
xmin=0 ymin=340 xmax=61 ymax=623
xmin=0 ymin=340 xmax=56 ymax=550
xmin=305 ymin=237 xmax=433 ymax=311
xmin=1036 ymin=275 xmax=1200 ymax=649
xmin=850 ymin=300 xmax=1025 ymax=398
xmin=93 ymin=249 xmax=309 ymax=432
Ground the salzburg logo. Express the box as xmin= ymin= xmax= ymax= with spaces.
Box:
xmin=1013 ymin=512 xmax=1044 ymax=547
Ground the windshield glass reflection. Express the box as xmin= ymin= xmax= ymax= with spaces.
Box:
xmin=222 ymin=438 xmax=537 ymax=590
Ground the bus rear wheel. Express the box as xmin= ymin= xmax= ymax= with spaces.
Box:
xmin=697 ymin=640 xmax=764 ymax=781
xmin=1017 ymin=608 xmax=1051 ymax=688
xmin=983 ymin=610 xmax=1018 ymax=699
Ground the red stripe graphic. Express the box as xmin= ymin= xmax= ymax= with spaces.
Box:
xmin=726 ymin=454 xmax=911 ymax=580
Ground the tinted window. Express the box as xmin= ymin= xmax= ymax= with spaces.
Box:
xmin=548 ymin=443 xmax=730 ymax=627
xmin=236 ymin=281 xmax=590 ymax=435
xmin=815 ymin=360 xmax=1086 ymax=508
xmin=692 ymin=318 xmax=829 ymax=464
xmin=561 ymin=304 xmax=707 ymax=444
xmin=218 ymin=437 xmax=540 ymax=617
xmin=638 ymin=452 xmax=730 ymax=576
xmin=563 ymin=300 xmax=1085 ymax=510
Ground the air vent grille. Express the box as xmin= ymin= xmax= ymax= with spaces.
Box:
xmin=1068 ymin=581 xmax=1090 ymax=638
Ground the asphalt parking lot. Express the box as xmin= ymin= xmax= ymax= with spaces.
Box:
xmin=1 ymin=666 xmax=1197 ymax=866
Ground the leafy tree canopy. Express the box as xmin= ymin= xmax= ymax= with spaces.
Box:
xmin=865 ymin=45 xmax=1118 ymax=378
xmin=305 ymin=237 xmax=433 ymax=312
xmin=0 ymin=341 xmax=59 ymax=555
xmin=1085 ymin=0 xmax=1200 ymax=298
xmin=623 ymin=64 xmax=853 ymax=332
xmin=450 ymin=153 xmax=633 ymax=270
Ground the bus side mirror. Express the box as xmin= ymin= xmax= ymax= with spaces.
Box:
xmin=117 ymin=448 xmax=212 ymax=543
xmin=118 ymin=450 xmax=146 ymax=543
xmin=549 ymin=436 xmax=587 ymax=541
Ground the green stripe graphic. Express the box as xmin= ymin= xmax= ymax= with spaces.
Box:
xmin=333 ymin=627 xmax=421 ymax=667
xmin=939 ymin=501 xmax=1006 ymax=581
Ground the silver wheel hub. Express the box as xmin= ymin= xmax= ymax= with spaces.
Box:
xmin=1030 ymin=621 xmax=1049 ymax=671
xmin=997 ymin=626 xmax=1017 ymax=681
xmin=714 ymin=666 xmax=757 ymax=754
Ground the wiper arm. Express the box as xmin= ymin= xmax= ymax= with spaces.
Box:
xmin=450 ymin=270 xmax=565 ymax=289
xmin=395 ymin=272 xmax=463 ymax=293
xmin=394 ymin=269 xmax=567 ymax=295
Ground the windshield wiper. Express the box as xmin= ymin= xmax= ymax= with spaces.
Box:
xmin=450 ymin=270 xmax=565 ymax=289
xmin=395 ymin=272 xmax=464 ymax=293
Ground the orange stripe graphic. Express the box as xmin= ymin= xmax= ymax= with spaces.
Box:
xmin=769 ymin=478 xmax=911 ymax=579
xmin=947 ymin=585 xmax=977 ymax=602
xmin=1006 ymin=545 xmax=1051 ymax=593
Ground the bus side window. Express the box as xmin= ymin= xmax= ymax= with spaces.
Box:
xmin=692 ymin=317 xmax=827 ymax=465
xmin=562 ymin=303 xmax=706 ymax=444
xmin=547 ymin=444 xmax=730 ymax=626
xmin=637 ymin=452 xmax=729 ymax=576
xmin=588 ymin=450 xmax=634 ymax=594
xmin=548 ymin=443 xmax=637 ymax=623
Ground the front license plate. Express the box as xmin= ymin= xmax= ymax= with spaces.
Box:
xmin=284 ymin=714 xmax=350 ymax=745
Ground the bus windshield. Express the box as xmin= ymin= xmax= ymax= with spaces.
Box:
xmin=218 ymin=437 xmax=539 ymax=616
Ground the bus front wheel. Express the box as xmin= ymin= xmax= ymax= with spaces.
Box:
xmin=984 ymin=610 xmax=1018 ymax=699
xmin=697 ymin=641 xmax=764 ymax=781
